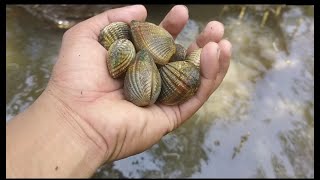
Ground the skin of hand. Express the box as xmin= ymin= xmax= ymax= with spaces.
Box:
xmin=6 ymin=5 xmax=231 ymax=178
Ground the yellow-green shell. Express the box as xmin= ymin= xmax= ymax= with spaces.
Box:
xmin=169 ymin=43 xmax=187 ymax=62
xmin=158 ymin=61 xmax=200 ymax=105
xmin=185 ymin=48 xmax=202 ymax=67
xmin=130 ymin=20 xmax=176 ymax=65
xmin=107 ymin=39 xmax=136 ymax=78
xmin=124 ymin=49 xmax=162 ymax=106
xmin=98 ymin=22 xmax=130 ymax=50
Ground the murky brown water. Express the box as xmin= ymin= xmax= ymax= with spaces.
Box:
xmin=6 ymin=5 xmax=314 ymax=178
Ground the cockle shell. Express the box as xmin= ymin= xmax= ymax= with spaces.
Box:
xmin=185 ymin=48 xmax=202 ymax=67
xmin=97 ymin=21 xmax=202 ymax=107
xmin=158 ymin=61 xmax=200 ymax=105
xmin=107 ymin=39 xmax=136 ymax=78
xmin=124 ymin=49 xmax=162 ymax=106
xmin=169 ymin=43 xmax=187 ymax=62
xmin=130 ymin=20 xmax=176 ymax=65
xmin=98 ymin=22 xmax=130 ymax=50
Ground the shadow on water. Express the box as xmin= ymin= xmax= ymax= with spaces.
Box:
xmin=6 ymin=5 xmax=314 ymax=178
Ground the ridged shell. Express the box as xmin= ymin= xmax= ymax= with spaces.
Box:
xmin=107 ymin=39 xmax=136 ymax=78
xmin=124 ymin=49 xmax=162 ymax=106
xmin=98 ymin=22 xmax=130 ymax=50
xmin=158 ymin=61 xmax=200 ymax=105
xmin=169 ymin=43 xmax=187 ymax=62
xmin=185 ymin=48 xmax=202 ymax=67
xmin=130 ymin=20 xmax=176 ymax=65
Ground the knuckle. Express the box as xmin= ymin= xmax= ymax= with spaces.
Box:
xmin=62 ymin=23 xmax=85 ymax=40
xmin=62 ymin=28 xmax=73 ymax=40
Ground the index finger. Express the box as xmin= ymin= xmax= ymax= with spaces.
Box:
xmin=67 ymin=5 xmax=147 ymax=39
xmin=159 ymin=5 xmax=189 ymax=39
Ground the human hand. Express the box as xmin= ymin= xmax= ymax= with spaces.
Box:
xmin=46 ymin=5 xmax=232 ymax=162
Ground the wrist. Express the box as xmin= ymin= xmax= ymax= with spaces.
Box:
xmin=6 ymin=88 xmax=107 ymax=177
xmin=44 ymin=87 xmax=109 ymax=159
xmin=43 ymin=88 xmax=109 ymax=174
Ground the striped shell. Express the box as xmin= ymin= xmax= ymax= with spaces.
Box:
xmin=98 ymin=22 xmax=130 ymax=50
xmin=130 ymin=20 xmax=176 ymax=65
xmin=169 ymin=43 xmax=187 ymax=62
xmin=185 ymin=48 xmax=202 ymax=67
xmin=158 ymin=61 xmax=200 ymax=105
xmin=107 ymin=39 xmax=136 ymax=78
xmin=124 ymin=49 xmax=162 ymax=106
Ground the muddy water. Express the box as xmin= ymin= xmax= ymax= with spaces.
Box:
xmin=6 ymin=5 xmax=314 ymax=178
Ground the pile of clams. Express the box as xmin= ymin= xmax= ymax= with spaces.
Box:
xmin=98 ymin=20 xmax=202 ymax=106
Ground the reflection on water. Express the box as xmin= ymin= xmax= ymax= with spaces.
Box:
xmin=6 ymin=6 xmax=64 ymax=120
xmin=19 ymin=5 xmax=125 ymax=29
xmin=6 ymin=5 xmax=314 ymax=178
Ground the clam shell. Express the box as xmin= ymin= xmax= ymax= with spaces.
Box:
xmin=185 ymin=48 xmax=202 ymax=67
xmin=98 ymin=22 xmax=130 ymax=50
xmin=107 ymin=39 xmax=136 ymax=78
xmin=169 ymin=43 xmax=187 ymax=62
xmin=130 ymin=20 xmax=176 ymax=65
xmin=158 ymin=61 xmax=200 ymax=105
xmin=124 ymin=49 xmax=162 ymax=106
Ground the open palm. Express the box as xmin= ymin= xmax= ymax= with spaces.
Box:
xmin=47 ymin=5 xmax=231 ymax=162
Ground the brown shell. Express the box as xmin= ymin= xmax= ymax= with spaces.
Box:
xmin=98 ymin=22 xmax=130 ymax=50
xmin=185 ymin=48 xmax=202 ymax=67
xmin=130 ymin=20 xmax=176 ymax=65
xmin=169 ymin=43 xmax=187 ymax=62
xmin=124 ymin=49 xmax=162 ymax=106
xmin=107 ymin=39 xmax=136 ymax=78
xmin=158 ymin=61 xmax=200 ymax=105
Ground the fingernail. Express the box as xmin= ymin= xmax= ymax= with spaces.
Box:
xmin=217 ymin=47 xmax=221 ymax=60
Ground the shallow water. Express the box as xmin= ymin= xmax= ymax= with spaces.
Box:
xmin=6 ymin=5 xmax=314 ymax=178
